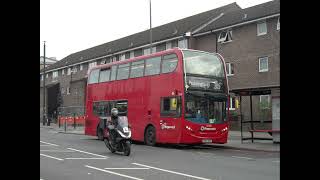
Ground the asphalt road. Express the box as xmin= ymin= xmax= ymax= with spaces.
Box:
xmin=40 ymin=128 xmax=279 ymax=180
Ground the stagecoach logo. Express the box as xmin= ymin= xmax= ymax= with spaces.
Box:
xmin=200 ymin=126 xmax=216 ymax=131
xmin=161 ymin=123 xmax=176 ymax=130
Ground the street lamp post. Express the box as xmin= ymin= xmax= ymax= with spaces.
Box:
xmin=42 ymin=41 xmax=46 ymax=126
xmin=149 ymin=0 xmax=152 ymax=53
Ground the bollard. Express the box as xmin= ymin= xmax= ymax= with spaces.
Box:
xmin=74 ymin=113 xmax=76 ymax=129
xmin=64 ymin=117 xmax=67 ymax=132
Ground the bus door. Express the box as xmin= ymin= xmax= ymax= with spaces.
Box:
xmin=158 ymin=96 xmax=182 ymax=143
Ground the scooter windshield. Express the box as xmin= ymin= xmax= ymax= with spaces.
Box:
xmin=117 ymin=116 xmax=129 ymax=128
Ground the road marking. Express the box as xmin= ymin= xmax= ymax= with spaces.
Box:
xmin=65 ymin=157 xmax=107 ymax=160
xmin=40 ymin=150 xmax=74 ymax=152
xmin=85 ymin=165 xmax=144 ymax=180
xmin=67 ymin=148 xmax=108 ymax=158
xmin=231 ymin=156 xmax=253 ymax=160
xmin=40 ymin=141 xmax=59 ymax=146
xmin=272 ymin=160 xmax=280 ymax=163
xmin=104 ymin=168 xmax=149 ymax=170
xmin=40 ymin=153 xmax=64 ymax=161
xmin=132 ymin=163 xmax=212 ymax=180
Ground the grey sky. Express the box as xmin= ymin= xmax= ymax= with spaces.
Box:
xmin=40 ymin=0 xmax=272 ymax=60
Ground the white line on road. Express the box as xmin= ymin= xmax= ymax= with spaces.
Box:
xmin=231 ymin=156 xmax=253 ymax=160
xmin=65 ymin=157 xmax=107 ymax=160
xmin=40 ymin=150 xmax=74 ymax=152
xmin=67 ymin=148 xmax=108 ymax=158
xmin=40 ymin=153 xmax=64 ymax=161
xmin=85 ymin=165 xmax=144 ymax=180
xmin=132 ymin=163 xmax=212 ymax=180
xmin=272 ymin=160 xmax=280 ymax=163
xmin=40 ymin=141 xmax=59 ymax=146
xmin=104 ymin=168 xmax=150 ymax=170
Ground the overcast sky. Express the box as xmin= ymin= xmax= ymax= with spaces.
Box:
xmin=40 ymin=0 xmax=272 ymax=60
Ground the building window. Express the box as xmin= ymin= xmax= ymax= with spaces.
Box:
xmin=260 ymin=95 xmax=270 ymax=109
xmin=66 ymin=87 xmax=70 ymax=95
xmin=226 ymin=63 xmax=234 ymax=76
xmin=130 ymin=51 xmax=134 ymax=58
xmin=125 ymin=52 xmax=131 ymax=59
xmin=218 ymin=30 xmax=232 ymax=43
xmin=143 ymin=48 xmax=151 ymax=55
xmin=166 ymin=42 xmax=172 ymax=50
xmin=72 ymin=66 xmax=77 ymax=73
xmin=229 ymin=97 xmax=235 ymax=110
xmin=46 ymin=73 xmax=49 ymax=78
xmin=80 ymin=64 xmax=83 ymax=71
xmin=67 ymin=68 xmax=71 ymax=75
xmin=257 ymin=21 xmax=267 ymax=36
xmin=62 ymin=69 xmax=65 ymax=75
xmin=277 ymin=17 xmax=280 ymax=30
xmin=178 ymin=39 xmax=188 ymax=49
xmin=120 ymin=54 xmax=126 ymax=61
xmin=61 ymin=87 xmax=65 ymax=94
xmin=41 ymin=75 xmax=43 ymax=81
xmin=259 ymin=57 xmax=268 ymax=72
xmin=89 ymin=61 xmax=97 ymax=69
xmin=52 ymin=71 xmax=58 ymax=81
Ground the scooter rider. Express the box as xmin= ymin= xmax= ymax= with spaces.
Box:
xmin=109 ymin=108 xmax=119 ymax=146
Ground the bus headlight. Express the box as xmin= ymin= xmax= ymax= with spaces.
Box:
xmin=221 ymin=127 xmax=228 ymax=132
xmin=185 ymin=126 xmax=193 ymax=132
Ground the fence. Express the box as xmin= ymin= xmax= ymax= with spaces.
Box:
xmin=57 ymin=106 xmax=85 ymax=130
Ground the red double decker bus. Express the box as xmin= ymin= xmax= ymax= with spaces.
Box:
xmin=85 ymin=48 xmax=230 ymax=145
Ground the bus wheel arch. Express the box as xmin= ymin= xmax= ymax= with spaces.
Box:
xmin=144 ymin=124 xmax=156 ymax=146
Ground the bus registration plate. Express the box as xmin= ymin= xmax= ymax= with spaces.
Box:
xmin=202 ymin=139 xmax=212 ymax=143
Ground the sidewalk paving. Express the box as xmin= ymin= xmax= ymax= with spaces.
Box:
xmin=40 ymin=123 xmax=279 ymax=152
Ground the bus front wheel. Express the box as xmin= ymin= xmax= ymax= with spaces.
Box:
xmin=97 ymin=127 xmax=104 ymax=141
xmin=145 ymin=126 xmax=156 ymax=146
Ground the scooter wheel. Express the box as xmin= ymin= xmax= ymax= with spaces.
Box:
xmin=123 ymin=141 xmax=131 ymax=156
xmin=104 ymin=139 xmax=116 ymax=153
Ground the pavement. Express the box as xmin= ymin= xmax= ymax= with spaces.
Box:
xmin=40 ymin=123 xmax=280 ymax=152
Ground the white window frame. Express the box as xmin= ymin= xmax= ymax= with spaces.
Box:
xmin=259 ymin=57 xmax=269 ymax=72
xmin=62 ymin=69 xmax=65 ymax=75
xmin=89 ymin=61 xmax=97 ymax=69
xmin=120 ymin=54 xmax=126 ymax=61
xmin=41 ymin=75 xmax=43 ymax=81
xmin=166 ymin=42 xmax=172 ymax=50
xmin=52 ymin=71 xmax=58 ymax=79
xmin=229 ymin=97 xmax=235 ymax=110
xmin=66 ymin=87 xmax=70 ymax=95
xmin=178 ymin=39 xmax=188 ymax=49
xmin=80 ymin=64 xmax=83 ymax=71
xmin=46 ymin=73 xmax=48 ymax=78
xmin=130 ymin=51 xmax=134 ymax=59
xmin=218 ymin=30 xmax=232 ymax=43
xmin=226 ymin=63 xmax=234 ymax=76
xmin=143 ymin=48 xmax=151 ymax=55
xmin=72 ymin=66 xmax=77 ymax=73
xmin=67 ymin=68 xmax=71 ymax=75
xmin=277 ymin=17 xmax=280 ymax=30
xmin=257 ymin=21 xmax=267 ymax=36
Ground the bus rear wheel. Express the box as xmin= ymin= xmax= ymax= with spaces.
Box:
xmin=145 ymin=126 xmax=156 ymax=146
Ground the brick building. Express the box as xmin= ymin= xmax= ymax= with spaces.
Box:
xmin=40 ymin=0 xmax=280 ymax=130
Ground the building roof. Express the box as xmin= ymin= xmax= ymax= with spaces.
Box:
xmin=45 ymin=2 xmax=240 ymax=71
xmin=195 ymin=0 xmax=280 ymax=34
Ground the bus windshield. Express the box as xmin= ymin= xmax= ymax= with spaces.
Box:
xmin=182 ymin=50 xmax=224 ymax=77
xmin=185 ymin=93 xmax=227 ymax=124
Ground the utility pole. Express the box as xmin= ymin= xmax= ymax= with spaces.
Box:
xmin=42 ymin=41 xmax=46 ymax=126
xmin=149 ymin=0 xmax=152 ymax=54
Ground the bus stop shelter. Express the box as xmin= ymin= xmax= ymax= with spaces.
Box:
xmin=230 ymin=87 xmax=280 ymax=143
